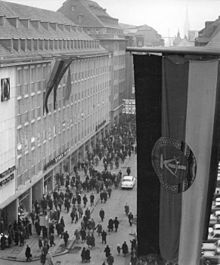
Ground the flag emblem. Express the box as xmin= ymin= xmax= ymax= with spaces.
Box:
xmin=152 ymin=137 xmax=197 ymax=193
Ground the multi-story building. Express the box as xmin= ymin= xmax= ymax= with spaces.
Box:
xmin=0 ymin=0 xmax=110 ymax=230
xmin=120 ymin=24 xmax=164 ymax=47
xmin=195 ymin=17 xmax=220 ymax=47
xmin=58 ymin=0 xmax=127 ymax=124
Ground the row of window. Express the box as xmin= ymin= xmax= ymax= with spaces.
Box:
xmin=7 ymin=38 xmax=100 ymax=53
xmin=16 ymin=111 xmax=108 ymax=178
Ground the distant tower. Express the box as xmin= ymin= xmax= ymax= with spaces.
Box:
xmin=184 ymin=6 xmax=190 ymax=39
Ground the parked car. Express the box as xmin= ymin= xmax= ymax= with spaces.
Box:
xmin=121 ymin=175 xmax=136 ymax=189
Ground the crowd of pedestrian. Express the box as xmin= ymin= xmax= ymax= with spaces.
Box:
xmin=0 ymin=114 xmax=137 ymax=264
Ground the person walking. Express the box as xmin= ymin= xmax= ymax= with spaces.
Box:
xmin=85 ymin=247 xmax=91 ymax=262
xmin=108 ymin=218 xmax=114 ymax=232
xmin=83 ymin=194 xmax=88 ymax=208
xmin=101 ymin=230 xmax=107 ymax=244
xmin=49 ymin=233 xmax=55 ymax=247
xmin=104 ymin=245 xmax=111 ymax=258
xmin=114 ymin=217 xmax=119 ymax=232
xmin=122 ymin=241 xmax=129 ymax=256
xmin=40 ymin=252 xmax=46 ymax=265
xmin=81 ymin=247 xmax=86 ymax=262
xmin=96 ymin=223 xmax=102 ymax=236
xmin=128 ymin=212 xmax=134 ymax=226
xmin=90 ymin=193 xmax=95 ymax=206
xmin=63 ymin=230 xmax=69 ymax=247
xmin=107 ymin=253 xmax=114 ymax=265
xmin=25 ymin=244 xmax=32 ymax=262
xmin=117 ymin=244 xmax=121 ymax=255
xmin=99 ymin=208 xmax=105 ymax=222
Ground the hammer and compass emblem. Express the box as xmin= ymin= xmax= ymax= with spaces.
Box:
xmin=152 ymin=137 xmax=197 ymax=193
xmin=160 ymin=154 xmax=187 ymax=177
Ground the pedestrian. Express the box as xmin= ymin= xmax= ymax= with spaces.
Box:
xmin=107 ymin=253 xmax=114 ymax=265
xmin=130 ymin=238 xmax=137 ymax=252
xmin=122 ymin=241 xmax=129 ymax=256
xmin=63 ymin=230 xmax=69 ymax=247
xmin=78 ymin=205 xmax=83 ymax=218
xmin=99 ymin=208 xmax=105 ymax=222
xmin=60 ymin=216 xmax=65 ymax=228
xmin=114 ymin=217 xmax=119 ymax=232
xmin=74 ymin=229 xmax=80 ymax=242
xmin=128 ymin=212 xmax=134 ymax=226
xmin=104 ymin=244 xmax=111 ymax=258
xmin=96 ymin=223 xmax=102 ymax=236
xmin=124 ymin=203 xmax=129 ymax=216
xmin=49 ymin=233 xmax=55 ymax=247
xmin=25 ymin=244 xmax=32 ymax=262
xmin=0 ymin=233 xmax=6 ymax=250
xmin=42 ymin=240 xmax=49 ymax=256
xmin=107 ymin=187 xmax=112 ymax=198
xmin=40 ymin=252 xmax=46 ymax=265
xmin=80 ymin=228 xmax=86 ymax=242
xmin=85 ymin=208 xmax=91 ymax=219
xmin=38 ymin=237 xmax=43 ymax=249
xmin=90 ymin=193 xmax=95 ymax=206
xmin=108 ymin=218 xmax=114 ymax=232
xmin=85 ymin=247 xmax=91 ymax=262
xmin=126 ymin=167 xmax=131 ymax=175
xmin=101 ymin=230 xmax=107 ymax=244
xmin=83 ymin=194 xmax=88 ymax=208
xmin=81 ymin=247 xmax=86 ymax=262
xmin=117 ymin=244 xmax=121 ymax=255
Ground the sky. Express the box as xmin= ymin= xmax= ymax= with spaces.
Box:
xmin=4 ymin=0 xmax=220 ymax=37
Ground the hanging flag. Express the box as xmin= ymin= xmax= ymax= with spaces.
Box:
xmin=43 ymin=57 xmax=74 ymax=113
xmin=64 ymin=67 xmax=72 ymax=101
xmin=134 ymin=53 xmax=220 ymax=265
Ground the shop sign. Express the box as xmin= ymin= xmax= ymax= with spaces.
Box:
xmin=0 ymin=166 xmax=15 ymax=188
xmin=43 ymin=148 xmax=70 ymax=172
xmin=95 ymin=120 xmax=106 ymax=132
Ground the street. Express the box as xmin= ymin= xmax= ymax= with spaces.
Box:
xmin=0 ymin=154 xmax=137 ymax=265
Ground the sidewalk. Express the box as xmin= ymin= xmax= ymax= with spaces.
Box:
xmin=0 ymin=155 xmax=135 ymax=262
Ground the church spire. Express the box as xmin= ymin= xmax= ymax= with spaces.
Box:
xmin=184 ymin=5 xmax=190 ymax=39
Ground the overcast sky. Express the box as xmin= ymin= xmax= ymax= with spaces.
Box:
xmin=4 ymin=0 xmax=220 ymax=37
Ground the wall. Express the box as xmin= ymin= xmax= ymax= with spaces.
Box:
xmin=0 ymin=66 xmax=16 ymax=201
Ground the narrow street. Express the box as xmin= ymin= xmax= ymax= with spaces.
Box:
xmin=1 ymin=154 xmax=137 ymax=265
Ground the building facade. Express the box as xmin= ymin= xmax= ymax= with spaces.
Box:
xmin=120 ymin=24 xmax=164 ymax=47
xmin=195 ymin=17 xmax=220 ymax=47
xmin=58 ymin=0 xmax=127 ymax=124
xmin=0 ymin=1 xmax=111 ymax=230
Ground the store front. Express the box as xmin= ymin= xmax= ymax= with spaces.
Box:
xmin=0 ymin=200 xmax=17 ymax=232
xmin=44 ymin=171 xmax=53 ymax=195
xmin=70 ymin=152 xmax=77 ymax=174
xmin=32 ymin=179 xmax=43 ymax=204
xmin=18 ymin=189 xmax=31 ymax=220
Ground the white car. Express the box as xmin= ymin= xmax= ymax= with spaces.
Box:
xmin=121 ymin=175 xmax=136 ymax=189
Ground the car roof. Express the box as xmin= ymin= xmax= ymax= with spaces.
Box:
xmin=123 ymin=175 xmax=134 ymax=179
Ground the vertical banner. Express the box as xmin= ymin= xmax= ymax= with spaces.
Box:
xmin=134 ymin=54 xmax=162 ymax=256
xmin=134 ymin=52 xmax=220 ymax=264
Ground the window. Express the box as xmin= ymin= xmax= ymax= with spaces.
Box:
xmin=1 ymin=78 xmax=10 ymax=102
